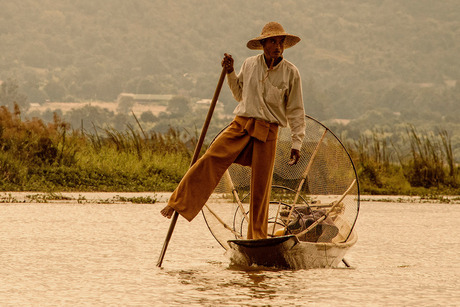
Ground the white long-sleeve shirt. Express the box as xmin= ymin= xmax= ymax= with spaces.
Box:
xmin=227 ymin=54 xmax=306 ymax=150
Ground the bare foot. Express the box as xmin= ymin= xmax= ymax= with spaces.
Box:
xmin=161 ymin=205 xmax=175 ymax=219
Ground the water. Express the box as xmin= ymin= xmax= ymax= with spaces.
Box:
xmin=0 ymin=195 xmax=459 ymax=306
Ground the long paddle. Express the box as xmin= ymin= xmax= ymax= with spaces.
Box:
xmin=157 ymin=66 xmax=227 ymax=267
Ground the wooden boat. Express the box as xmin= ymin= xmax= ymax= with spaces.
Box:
xmin=228 ymin=230 xmax=357 ymax=269
xmin=202 ymin=115 xmax=360 ymax=269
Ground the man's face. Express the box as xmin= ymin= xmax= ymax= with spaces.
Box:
xmin=262 ymin=36 xmax=285 ymax=61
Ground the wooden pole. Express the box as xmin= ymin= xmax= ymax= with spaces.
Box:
xmin=157 ymin=66 xmax=227 ymax=267
xmin=223 ymin=170 xmax=249 ymax=222
xmin=282 ymin=129 xmax=328 ymax=233
xmin=204 ymin=204 xmax=243 ymax=239
xmin=271 ymin=201 xmax=282 ymax=237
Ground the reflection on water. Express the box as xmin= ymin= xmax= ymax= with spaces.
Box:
xmin=0 ymin=199 xmax=459 ymax=306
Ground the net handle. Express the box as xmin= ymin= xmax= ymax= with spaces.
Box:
xmin=271 ymin=201 xmax=283 ymax=237
xmin=204 ymin=204 xmax=243 ymax=239
xmin=283 ymin=128 xmax=328 ymax=232
xmin=223 ymin=170 xmax=249 ymax=222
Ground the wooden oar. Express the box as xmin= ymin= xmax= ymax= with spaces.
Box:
xmin=157 ymin=66 xmax=227 ymax=267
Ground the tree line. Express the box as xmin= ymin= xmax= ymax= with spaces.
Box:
xmin=1 ymin=0 xmax=459 ymax=160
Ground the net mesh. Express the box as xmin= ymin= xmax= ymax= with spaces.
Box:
xmin=202 ymin=115 xmax=360 ymax=250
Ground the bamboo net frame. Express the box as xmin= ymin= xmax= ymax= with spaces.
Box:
xmin=202 ymin=115 xmax=360 ymax=249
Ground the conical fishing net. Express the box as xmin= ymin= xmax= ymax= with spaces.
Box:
xmin=202 ymin=115 xmax=359 ymax=250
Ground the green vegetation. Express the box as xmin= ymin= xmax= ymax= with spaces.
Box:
xmin=0 ymin=105 xmax=192 ymax=192
xmin=1 ymin=106 xmax=459 ymax=195
xmin=349 ymin=127 xmax=459 ymax=195
xmin=0 ymin=192 xmax=158 ymax=204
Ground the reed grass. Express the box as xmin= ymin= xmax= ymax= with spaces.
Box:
xmin=0 ymin=104 xmax=191 ymax=192
xmin=400 ymin=125 xmax=447 ymax=188
xmin=1 ymin=104 xmax=458 ymax=195
xmin=349 ymin=126 xmax=459 ymax=195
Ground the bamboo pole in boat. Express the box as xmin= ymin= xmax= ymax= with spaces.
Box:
xmin=157 ymin=67 xmax=227 ymax=267
xmin=282 ymin=129 xmax=328 ymax=232
xmin=204 ymin=204 xmax=243 ymax=239
xmin=223 ymin=170 xmax=249 ymax=222
xmin=271 ymin=201 xmax=282 ymax=237
xmin=294 ymin=179 xmax=356 ymax=239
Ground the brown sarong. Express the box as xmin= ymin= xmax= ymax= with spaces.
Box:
xmin=168 ymin=116 xmax=279 ymax=239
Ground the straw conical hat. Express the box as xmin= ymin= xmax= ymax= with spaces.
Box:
xmin=247 ymin=22 xmax=301 ymax=50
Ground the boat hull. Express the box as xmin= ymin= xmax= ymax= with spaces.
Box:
xmin=227 ymin=230 xmax=357 ymax=269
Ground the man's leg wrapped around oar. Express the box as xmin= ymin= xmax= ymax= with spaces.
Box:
xmin=163 ymin=116 xmax=278 ymax=239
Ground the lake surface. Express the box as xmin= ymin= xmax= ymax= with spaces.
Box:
xmin=0 ymin=194 xmax=459 ymax=306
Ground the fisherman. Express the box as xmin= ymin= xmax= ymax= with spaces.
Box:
xmin=161 ymin=21 xmax=306 ymax=239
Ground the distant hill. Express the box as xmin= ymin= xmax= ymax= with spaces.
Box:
xmin=1 ymin=0 xmax=459 ymax=125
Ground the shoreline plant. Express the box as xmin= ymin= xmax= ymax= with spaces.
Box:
xmin=1 ymin=104 xmax=459 ymax=195
xmin=0 ymin=104 xmax=192 ymax=192
xmin=349 ymin=127 xmax=459 ymax=195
